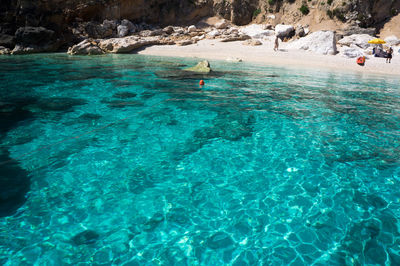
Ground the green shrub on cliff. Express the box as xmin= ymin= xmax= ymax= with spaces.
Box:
xmin=300 ymin=4 xmax=310 ymax=15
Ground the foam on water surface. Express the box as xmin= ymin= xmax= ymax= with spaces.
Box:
xmin=0 ymin=54 xmax=400 ymax=265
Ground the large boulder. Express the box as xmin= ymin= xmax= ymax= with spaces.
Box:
xmin=67 ymin=39 xmax=104 ymax=55
xmin=117 ymin=25 xmax=129 ymax=37
xmin=188 ymin=25 xmax=197 ymax=32
xmin=240 ymin=24 xmax=275 ymax=39
xmin=337 ymin=34 xmax=374 ymax=49
xmin=220 ymin=34 xmax=251 ymax=42
xmin=184 ymin=60 xmax=211 ymax=73
xmin=287 ymin=31 xmax=337 ymax=55
xmin=341 ymin=47 xmax=365 ymax=58
xmin=215 ymin=20 xmax=229 ymax=29
xmin=275 ymin=24 xmax=295 ymax=39
xmin=384 ymin=35 xmax=400 ymax=46
xmin=121 ymin=19 xmax=137 ymax=33
xmin=98 ymin=36 xmax=160 ymax=53
xmin=295 ymin=25 xmax=306 ymax=38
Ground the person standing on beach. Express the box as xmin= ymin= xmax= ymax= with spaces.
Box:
xmin=386 ymin=47 xmax=393 ymax=63
xmin=274 ymin=36 xmax=279 ymax=51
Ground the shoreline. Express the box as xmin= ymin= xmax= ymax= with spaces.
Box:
xmin=138 ymin=39 xmax=400 ymax=78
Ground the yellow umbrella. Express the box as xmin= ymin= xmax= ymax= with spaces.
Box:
xmin=368 ymin=38 xmax=386 ymax=44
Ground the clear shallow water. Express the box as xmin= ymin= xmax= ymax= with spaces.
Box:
xmin=0 ymin=54 xmax=400 ymax=265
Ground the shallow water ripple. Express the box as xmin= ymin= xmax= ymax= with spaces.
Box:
xmin=0 ymin=54 xmax=399 ymax=265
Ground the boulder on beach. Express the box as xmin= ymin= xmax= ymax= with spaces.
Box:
xmin=287 ymin=30 xmax=337 ymax=55
xmin=275 ymin=24 xmax=295 ymax=39
xmin=215 ymin=20 xmax=229 ymax=29
xmin=184 ymin=60 xmax=211 ymax=73
xmin=341 ymin=47 xmax=365 ymax=58
xmin=220 ymin=34 xmax=251 ymax=42
xmin=243 ymin=39 xmax=262 ymax=46
xmin=240 ymin=24 xmax=275 ymax=39
xmin=337 ymin=34 xmax=374 ymax=49
xmin=384 ymin=35 xmax=400 ymax=46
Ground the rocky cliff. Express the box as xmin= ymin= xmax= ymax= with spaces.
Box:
xmin=0 ymin=0 xmax=399 ymax=52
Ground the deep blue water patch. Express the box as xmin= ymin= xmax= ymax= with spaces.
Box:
xmin=0 ymin=54 xmax=400 ymax=265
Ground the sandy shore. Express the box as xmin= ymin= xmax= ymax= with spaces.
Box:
xmin=138 ymin=39 xmax=400 ymax=78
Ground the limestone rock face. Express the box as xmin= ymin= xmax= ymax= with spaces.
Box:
xmin=184 ymin=60 xmax=212 ymax=73
xmin=1 ymin=0 xmax=399 ymax=53
xmin=337 ymin=34 xmax=374 ymax=49
xmin=0 ymin=34 xmax=15 ymax=49
xmin=15 ymin=27 xmax=54 ymax=46
xmin=287 ymin=31 xmax=337 ymax=55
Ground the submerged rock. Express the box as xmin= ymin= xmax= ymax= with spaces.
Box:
xmin=112 ymin=92 xmax=137 ymax=99
xmin=72 ymin=230 xmax=100 ymax=245
xmin=34 ymin=97 xmax=87 ymax=112
xmin=207 ymin=232 xmax=234 ymax=249
xmin=184 ymin=60 xmax=211 ymax=73
xmin=143 ymin=213 xmax=164 ymax=231
xmin=0 ymin=150 xmax=30 ymax=217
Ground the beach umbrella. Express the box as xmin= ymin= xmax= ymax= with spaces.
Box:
xmin=368 ymin=38 xmax=386 ymax=44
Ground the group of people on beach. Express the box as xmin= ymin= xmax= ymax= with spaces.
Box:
xmin=370 ymin=45 xmax=393 ymax=63
xmin=274 ymin=35 xmax=394 ymax=63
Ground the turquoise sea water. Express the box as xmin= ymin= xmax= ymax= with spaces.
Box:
xmin=0 ymin=54 xmax=400 ymax=265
